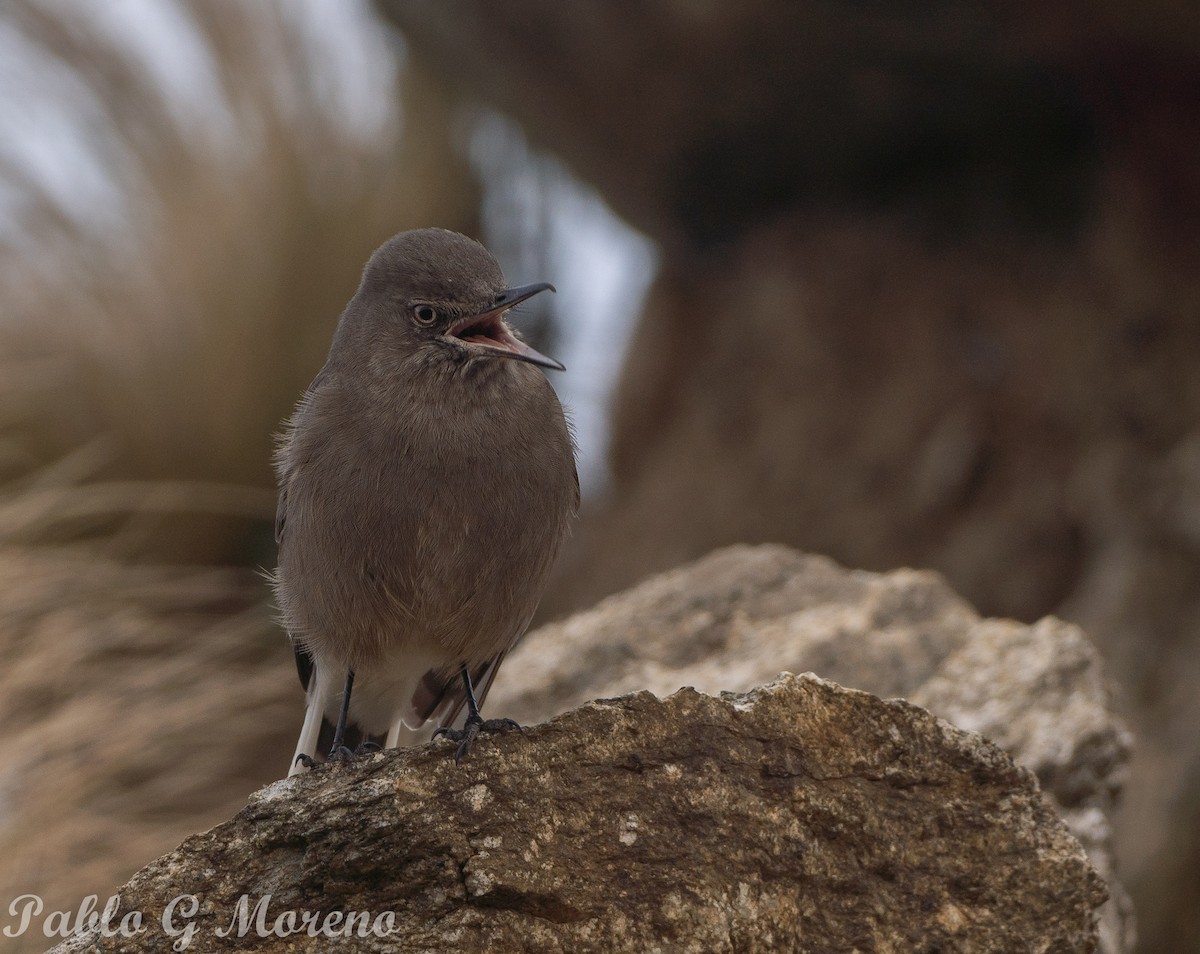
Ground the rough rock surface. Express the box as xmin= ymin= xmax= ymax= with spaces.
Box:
xmin=53 ymin=674 xmax=1104 ymax=954
xmin=490 ymin=544 xmax=1134 ymax=953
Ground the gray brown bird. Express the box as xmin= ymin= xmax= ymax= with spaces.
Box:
xmin=274 ymin=228 xmax=578 ymax=776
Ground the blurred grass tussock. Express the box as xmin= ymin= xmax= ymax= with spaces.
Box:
xmin=0 ymin=0 xmax=478 ymax=561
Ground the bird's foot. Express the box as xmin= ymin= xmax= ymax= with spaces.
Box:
xmin=293 ymin=742 xmax=368 ymax=772
xmin=433 ymin=715 xmax=521 ymax=764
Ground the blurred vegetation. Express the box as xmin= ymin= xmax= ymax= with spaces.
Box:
xmin=0 ymin=0 xmax=479 ymax=565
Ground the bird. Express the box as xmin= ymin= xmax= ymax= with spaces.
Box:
xmin=273 ymin=228 xmax=578 ymax=776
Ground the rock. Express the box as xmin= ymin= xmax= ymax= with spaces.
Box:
xmin=494 ymin=546 xmax=980 ymax=721
xmin=50 ymin=675 xmax=1104 ymax=954
xmin=491 ymin=544 xmax=1134 ymax=953
xmin=913 ymin=618 xmax=1136 ymax=954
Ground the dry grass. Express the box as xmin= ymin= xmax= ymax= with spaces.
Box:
xmin=0 ymin=0 xmax=478 ymax=535
xmin=0 ymin=541 xmax=286 ymax=943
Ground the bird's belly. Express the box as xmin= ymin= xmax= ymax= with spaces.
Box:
xmin=280 ymin=449 xmax=564 ymax=668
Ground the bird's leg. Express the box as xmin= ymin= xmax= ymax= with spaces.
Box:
xmin=327 ymin=669 xmax=357 ymax=763
xmin=292 ymin=668 xmax=359 ymax=771
xmin=433 ymin=665 xmax=520 ymax=763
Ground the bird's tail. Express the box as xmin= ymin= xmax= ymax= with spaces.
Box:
xmin=286 ymin=649 xmax=508 ymax=776
xmin=289 ymin=694 xmax=396 ymax=776
xmin=288 ymin=692 xmax=326 ymax=776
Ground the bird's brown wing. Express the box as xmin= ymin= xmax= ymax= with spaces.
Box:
xmin=274 ymin=364 xmax=334 ymax=547
xmin=277 ymin=458 xmax=320 ymax=694
xmin=274 ymin=484 xmax=288 ymax=546
xmin=276 ymin=481 xmax=315 ymax=693
xmin=274 ymin=367 xmax=334 ymax=692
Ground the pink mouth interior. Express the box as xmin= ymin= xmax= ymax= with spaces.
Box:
xmin=452 ymin=314 xmax=517 ymax=352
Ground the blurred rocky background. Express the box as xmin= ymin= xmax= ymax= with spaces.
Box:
xmin=0 ymin=1 xmax=1196 ymax=951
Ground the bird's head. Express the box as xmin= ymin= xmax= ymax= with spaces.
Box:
xmin=333 ymin=228 xmax=562 ymax=377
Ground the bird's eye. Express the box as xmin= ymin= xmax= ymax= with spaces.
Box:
xmin=412 ymin=304 xmax=438 ymax=325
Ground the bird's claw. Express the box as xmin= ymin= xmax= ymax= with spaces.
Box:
xmin=434 ymin=715 xmax=521 ymax=763
xmin=328 ymin=744 xmax=356 ymax=764
xmin=293 ymin=741 xmax=377 ymax=772
xmin=293 ymin=740 xmax=381 ymax=772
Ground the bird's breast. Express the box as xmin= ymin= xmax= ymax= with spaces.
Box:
xmin=279 ymin=369 xmax=575 ymax=664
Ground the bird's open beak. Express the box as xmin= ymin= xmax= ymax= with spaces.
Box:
xmin=445 ymin=282 xmax=564 ymax=371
